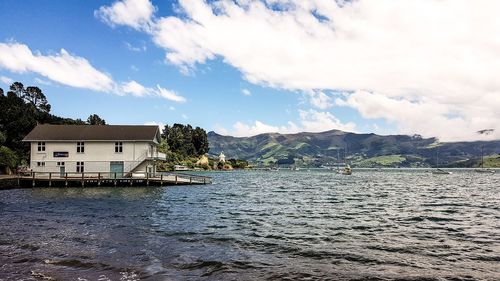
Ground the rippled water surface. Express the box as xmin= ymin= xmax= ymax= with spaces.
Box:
xmin=1 ymin=170 xmax=499 ymax=280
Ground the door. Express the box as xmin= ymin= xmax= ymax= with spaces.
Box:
xmin=110 ymin=161 xmax=124 ymax=178
xmin=59 ymin=166 xmax=65 ymax=177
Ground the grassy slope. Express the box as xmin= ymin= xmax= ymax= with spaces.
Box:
xmin=208 ymin=131 xmax=500 ymax=168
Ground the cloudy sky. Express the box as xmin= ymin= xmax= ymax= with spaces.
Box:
xmin=1 ymin=0 xmax=499 ymax=141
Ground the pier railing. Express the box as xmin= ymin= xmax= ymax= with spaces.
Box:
xmin=17 ymin=171 xmax=212 ymax=187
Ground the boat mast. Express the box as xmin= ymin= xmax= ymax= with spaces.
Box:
xmin=481 ymin=144 xmax=484 ymax=169
xmin=436 ymin=149 xmax=439 ymax=169
xmin=344 ymin=145 xmax=348 ymax=166
xmin=337 ymin=149 xmax=340 ymax=171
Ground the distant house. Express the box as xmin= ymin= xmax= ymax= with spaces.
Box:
xmin=174 ymin=165 xmax=191 ymax=171
xmin=23 ymin=124 xmax=166 ymax=176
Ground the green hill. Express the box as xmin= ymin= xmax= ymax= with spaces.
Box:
xmin=207 ymin=130 xmax=500 ymax=168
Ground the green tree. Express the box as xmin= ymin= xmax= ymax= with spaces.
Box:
xmin=0 ymin=89 xmax=37 ymax=158
xmin=9 ymin=82 xmax=24 ymax=97
xmin=0 ymin=131 xmax=6 ymax=145
xmin=24 ymin=86 xmax=51 ymax=113
xmin=193 ymin=127 xmax=209 ymax=156
xmin=87 ymin=114 xmax=106 ymax=125
xmin=161 ymin=123 xmax=209 ymax=169
xmin=0 ymin=146 xmax=18 ymax=173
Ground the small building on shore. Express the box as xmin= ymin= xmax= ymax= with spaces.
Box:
xmin=23 ymin=124 xmax=166 ymax=176
xmin=219 ymin=151 xmax=226 ymax=162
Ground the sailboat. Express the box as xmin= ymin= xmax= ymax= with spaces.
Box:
xmin=341 ymin=164 xmax=353 ymax=175
xmin=338 ymin=147 xmax=352 ymax=175
xmin=475 ymin=145 xmax=495 ymax=174
xmin=432 ymin=149 xmax=452 ymax=175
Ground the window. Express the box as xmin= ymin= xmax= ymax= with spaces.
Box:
xmin=115 ymin=142 xmax=123 ymax=153
xmin=77 ymin=142 xmax=85 ymax=153
xmin=76 ymin=162 xmax=84 ymax=173
xmin=37 ymin=142 xmax=45 ymax=152
xmin=37 ymin=162 xmax=45 ymax=167
xmin=57 ymin=162 xmax=65 ymax=166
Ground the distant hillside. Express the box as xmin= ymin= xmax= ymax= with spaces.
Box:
xmin=207 ymin=130 xmax=500 ymax=168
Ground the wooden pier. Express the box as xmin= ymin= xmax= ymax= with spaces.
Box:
xmin=2 ymin=171 xmax=212 ymax=188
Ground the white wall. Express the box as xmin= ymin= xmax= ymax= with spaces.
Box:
xmin=30 ymin=141 xmax=156 ymax=173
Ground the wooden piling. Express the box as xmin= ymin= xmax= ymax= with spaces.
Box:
xmin=97 ymin=172 xmax=101 ymax=186
xmin=48 ymin=173 xmax=52 ymax=187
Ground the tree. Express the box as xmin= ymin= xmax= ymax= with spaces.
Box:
xmin=87 ymin=114 xmax=106 ymax=125
xmin=24 ymin=86 xmax=51 ymax=113
xmin=0 ymin=146 xmax=18 ymax=174
xmin=9 ymin=82 xmax=24 ymax=97
xmin=0 ymin=131 xmax=6 ymax=145
xmin=193 ymin=127 xmax=209 ymax=156
xmin=162 ymin=123 xmax=208 ymax=157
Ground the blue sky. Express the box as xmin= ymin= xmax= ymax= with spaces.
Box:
xmin=0 ymin=0 xmax=498 ymax=141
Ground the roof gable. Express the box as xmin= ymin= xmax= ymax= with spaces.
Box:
xmin=23 ymin=124 xmax=161 ymax=142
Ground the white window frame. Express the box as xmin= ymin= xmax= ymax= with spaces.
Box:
xmin=76 ymin=161 xmax=84 ymax=173
xmin=115 ymin=142 xmax=123 ymax=153
xmin=77 ymin=142 xmax=85 ymax=153
xmin=37 ymin=142 xmax=45 ymax=152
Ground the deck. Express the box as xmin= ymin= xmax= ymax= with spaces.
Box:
xmin=3 ymin=171 xmax=212 ymax=188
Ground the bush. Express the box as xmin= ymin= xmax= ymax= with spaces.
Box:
xmin=0 ymin=146 xmax=18 ymax=174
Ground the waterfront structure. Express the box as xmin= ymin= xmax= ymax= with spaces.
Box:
xmin=174 ymin=165 xmax=190 ymax=171
xmin=219 ymin=151 xmax=226 ymax=162
xmin=23 ymin=124 xmax=166 ymax=176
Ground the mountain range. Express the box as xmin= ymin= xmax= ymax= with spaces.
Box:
xmin=207 ymin=130 xmax=500 ymax=168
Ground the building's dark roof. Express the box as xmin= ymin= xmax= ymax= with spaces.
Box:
xmin=23 ymin=124 xmax=161 ymax=142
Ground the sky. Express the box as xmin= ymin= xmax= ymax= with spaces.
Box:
xmin=0 ymin=0 xmax=499 ymax=141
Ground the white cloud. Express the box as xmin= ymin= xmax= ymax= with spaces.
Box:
xmin=120 ymin=81 xmax=187 ymax=102
xmin=0 ymin=41 xmax=185 ymax=103
xmin=156 ymin=85 xmax=187 ymax=103
xmin=181 ymin=114 xmax=188 ymax=119
xmin=121 ymin=80 xmax=150 ymax=97
xmin=125 ymin=42 xmax=147 ymax=52
xmin=0 ymin=75 xmax=13 ymax=85
xmin=0 ymin=42 xmax=115 ymax=92
xmin=213 ymin=124 xmax=230 ymax=136
xmin=336 ymin=90 xmax=500 ymax=141
xmin=130 ymin=65 xmax=139 ymax=71
xmin=232 ymin=120 xmax=299 ymax=137
xmin=307 ymin=90 xmax=333 ymax=109
xmin=95 ymin=0 xmax=155 ymax=31
xmin=242 ymin=88 xmax=251 ymax=96
xmin=299 ymin=109 xmax=356 ymax=133
xmin=169 ymin=106 xmax=175 ymax=111
xmin=98 ymin=0 xmax=500 ymax=140
xmin=228 ymin=109 xmax=355 ymax=137
xmin=144 ymin=121 xmax=164 ymax=130
xmin=34 ymin=77 xmax=52 ymax=86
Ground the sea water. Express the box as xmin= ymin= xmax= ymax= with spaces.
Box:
xmin=0 ymin=169 xmax=499 ymax=280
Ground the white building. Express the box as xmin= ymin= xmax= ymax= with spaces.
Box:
xmin=219 ymin=151 xmax=226 ymax=162
xmin=23 ymin=124 xmax=166 ymax=176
